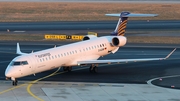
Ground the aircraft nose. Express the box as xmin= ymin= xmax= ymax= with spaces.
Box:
xmin=5 ymin=66 xmax=14 ymax=77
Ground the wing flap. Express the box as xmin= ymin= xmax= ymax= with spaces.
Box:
xmin=78 ymin=58 xmax=163 ymax=65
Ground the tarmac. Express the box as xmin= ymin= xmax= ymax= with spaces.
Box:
xmin=0 ymin=81 xmax=180 ymax=101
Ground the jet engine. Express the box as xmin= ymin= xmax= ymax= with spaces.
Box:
xmin=111 ymin=36 xmax=127 ymax=47
xmin=83 ymin=35 xmax=97 ymax=41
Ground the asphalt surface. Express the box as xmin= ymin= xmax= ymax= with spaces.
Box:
xmin=0 ymin=0 xmax=180 ymax=3
xmin=0 ymin=42 xmax=180 ymax=89
xmin=1 ymin=20 xmax=180 ymax=32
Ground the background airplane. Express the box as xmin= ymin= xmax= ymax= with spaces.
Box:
xmin=5 ymin=11 xmax=176 ymax=86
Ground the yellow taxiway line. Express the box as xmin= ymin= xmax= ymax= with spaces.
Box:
xmin=26 ymin=67 xmax=89 ymax=101
xmin=26 ymin=67 xmax=61 ymax=101
xmin=0 ymin=66 xmax=98 ymax=100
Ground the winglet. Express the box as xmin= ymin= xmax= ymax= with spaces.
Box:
xmin=165 ymin=48 xmax=176 ymax=59
xmin=16 ymin=43 xmax=27 ymax=55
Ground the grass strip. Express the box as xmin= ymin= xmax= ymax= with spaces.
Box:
xmin=0 ymin=2 xmax=180 ymax=22
xmin=1 ymin=34 xmax=180 ymax=44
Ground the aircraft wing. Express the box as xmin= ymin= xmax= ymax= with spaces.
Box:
xmin=77 ymin=48 xmax=176 ymax=65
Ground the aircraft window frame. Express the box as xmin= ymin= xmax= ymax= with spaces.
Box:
xmin=21 ymin=61 xmax=28 ymax=65
xmin=11 ymin=61 xmax=29 ymax=66
xmin=12 ymin=62 xmax=21 ymax=66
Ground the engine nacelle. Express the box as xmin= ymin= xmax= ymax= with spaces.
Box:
xmin=83 ymin=35 xmax=97 ymax=41
xmin=111 ymin=36 xmax=127 ymax=47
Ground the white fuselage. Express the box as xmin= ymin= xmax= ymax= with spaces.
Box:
xmin=5 ymin=36 xmax=126 ymax=79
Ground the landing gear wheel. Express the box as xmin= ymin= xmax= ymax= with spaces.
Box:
xmin=68 ymin=66 xmax=72 ymax=72
xmin=63 ymin=67 xmax=67 ymax=71
xmin=89 ymin=66 xmax=93 ymax=73
xmin=12 ymin=79 xmax=18 ymax=86
xmin=93 ymin=66 xmax=98 ymax=73
xmin=63 ymin=66 xmax=72 ymax=72
xmin=89 ymin=65 xmax=98 ymax=73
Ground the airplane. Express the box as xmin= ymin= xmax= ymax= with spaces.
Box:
xmin=5 ymin=11 xmax=176 ymax=86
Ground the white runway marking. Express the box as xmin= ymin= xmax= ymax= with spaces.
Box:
xmin=13 ymin=31 xmax=26 ymax=33
xmin=147 ymin=75 xmax=180 ymax=90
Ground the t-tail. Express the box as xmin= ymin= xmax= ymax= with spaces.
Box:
xmin=105 ymin=11 xmax=158 ymax=36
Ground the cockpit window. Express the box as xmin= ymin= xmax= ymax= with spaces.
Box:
xmin=21 ymin=61 xmax=28 ymax=65
xmin=13 ymin=62 xmax=21 ymax=66
xmin=11 ymin=61 xmax=28 ymax=66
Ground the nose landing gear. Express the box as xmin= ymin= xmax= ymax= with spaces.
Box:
xmin=10 ymin=77 xmax=18 ymax=86
xmin=12 ymin=79 xmax=18 ymax=86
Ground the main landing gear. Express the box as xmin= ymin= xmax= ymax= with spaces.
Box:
xmin=63 ymin=66 xmax=72 ymax=72
xmin=89 ymin=64 xmax=98 ymax=73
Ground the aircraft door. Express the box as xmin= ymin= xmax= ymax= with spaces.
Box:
xmin=27 ymin=55 xmax=37 ymax=74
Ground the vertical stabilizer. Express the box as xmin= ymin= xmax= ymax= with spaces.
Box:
xmin=16 ymin=43 xmax=27 ymax=55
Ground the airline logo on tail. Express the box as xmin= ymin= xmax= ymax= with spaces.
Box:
xmin=117 ymin=17 xmax=128 ymax=36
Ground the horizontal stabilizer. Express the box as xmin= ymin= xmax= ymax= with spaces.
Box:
xmin=107 ymin=11 xmax=158 ymax=36
xmin=105 ymin=13 xmax=158 ymax=17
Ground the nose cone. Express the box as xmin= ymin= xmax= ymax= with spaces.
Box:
xmin=5 ymin=66 xmax=14 ymax=78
